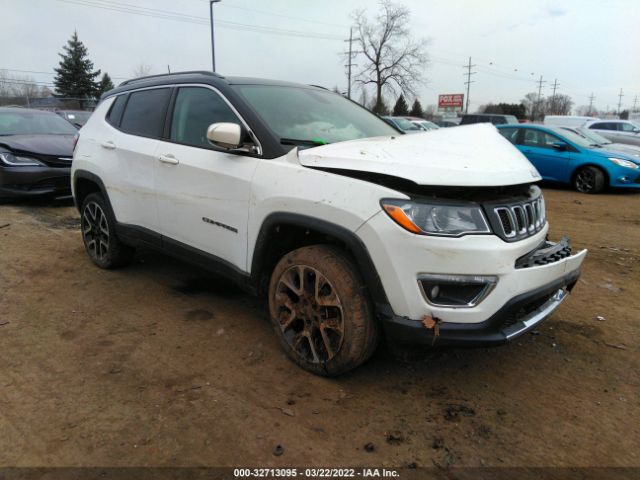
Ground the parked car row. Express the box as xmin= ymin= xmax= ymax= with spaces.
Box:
xmin=497 ymin=123 xmax=640 ymax=193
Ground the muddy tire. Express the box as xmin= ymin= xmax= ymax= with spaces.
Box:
xmin=268 ymin=245 xmax=379 ymax=376
xmin=80 ymin=192 xmax=134 ymax=269
xmin=574 ymin=166 xmax=606 ymax=194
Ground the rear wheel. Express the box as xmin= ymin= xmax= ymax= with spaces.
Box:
xmin=574 ymin=166 xmax=606 ymax=193
xmin=80 ymin=192 xmax=134 ymax=269
xmin=268 ymin=245 xmax=379 ymax=376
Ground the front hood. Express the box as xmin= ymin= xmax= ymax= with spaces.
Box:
xmin=597 ymin=144 xmax=640 ymax=161
xmin=0 ymin=134 xmax=75 ymax=157
xmin=298 ymin=123 xmax=541 ymax=186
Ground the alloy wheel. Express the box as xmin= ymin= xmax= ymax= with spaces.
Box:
xmin=82 ymin=201 xmax=110 ymax=262
xmin=273 ymin=265 xmax=345 ymax=363
xmin=575 ymin=169 xmax=595 ymax=193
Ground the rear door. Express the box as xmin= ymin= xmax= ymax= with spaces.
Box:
xmin=154 ymin=85 xmax=259 ymax=271
xmin=516 ymin=129 xmax=572 ymax=181
xmin=105 ymin=87 xmax=172 ymax=233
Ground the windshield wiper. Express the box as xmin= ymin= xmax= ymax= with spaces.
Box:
xmin=280 ymin=138 xmax=330 ymax=147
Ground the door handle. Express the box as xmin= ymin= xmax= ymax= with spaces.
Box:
xmin=101 ymin=140 xmax=116 ymax=150
xmin=158 ymin=154 xmax=179 ymax=165
xmin=521 ymin=149 xmax=532 ymax=154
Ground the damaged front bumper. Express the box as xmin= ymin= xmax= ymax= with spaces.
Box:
xmin=380 ymin=238 xmax=586 ymax=348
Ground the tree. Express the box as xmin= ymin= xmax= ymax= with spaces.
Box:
xmin=409 ymin=99 xmax=424 ymax=117
xmin=352 ymin=0 xmax=428 ymax=114
xmin=423 ymin=104 xmax=436 ymax=120
xmin=483 ymin=102 xmax=527 ymax=119
xmin=393 ymin=94 xmax=409 ymax=115
xmin=53 ymin=31 xmax=100 ymax=107
xmin=96 ymin=72 xmax=114 ymax=98
xmin=132 ymin=63 xmax=152 ymax=78
xmin=545 ymin=94 xmax=573 ymax=115
xmin=521 ymin=92 xmax=539 ymax=120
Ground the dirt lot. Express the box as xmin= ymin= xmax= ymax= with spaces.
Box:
xmin=0 ymin=187 xmax=638 ymax=470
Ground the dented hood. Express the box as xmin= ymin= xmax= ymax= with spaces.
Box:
xmin=297 ymin=123 xmax=541 ymax=187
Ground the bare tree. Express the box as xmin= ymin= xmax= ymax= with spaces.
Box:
xmin=132 ymin=63 xmax=153 ymax=78
xmin=0 ymin=70 xmax=51 ymax=105
xmin=352 ymin=1 xmax=428 ymax=114
xmin=544 ymin=94 xmax=573 ymax=116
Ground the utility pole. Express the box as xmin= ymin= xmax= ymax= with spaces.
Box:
xmin=533 ymin=75 xmax=545 ymax=121
xmin=588 ymin=93 xmax=595 ymax=116
xmin=344 ymin=27 xmax=359 ymax=99
xmin=633 ymin=95 xmax=638 ymax=112
xmin=550 ymin=78 xmax=559 ymax=114
xmin=463 ymin=57 xmax=476 ymax=114
xmin=617 ymin=88 xmax=624 ymax=116
xmin=209 ymin=0 xmax=221 ymax=72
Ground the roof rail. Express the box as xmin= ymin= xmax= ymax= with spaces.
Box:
xmin=118 ymin=70 xmax=224 ymax=87
xmin=308 ymin=84 xmax=330 ymax=91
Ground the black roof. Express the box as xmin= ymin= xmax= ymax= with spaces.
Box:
xmin=104 ymin=71 xmax=319 ymax=100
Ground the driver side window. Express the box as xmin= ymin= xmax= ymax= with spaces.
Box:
xmin=170 ymin=87 xmax=240 ymax=148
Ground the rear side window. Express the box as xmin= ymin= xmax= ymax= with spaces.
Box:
xmin=120 ymin=88 xmax=171 ymax=138
xmin=106 ymin=95 xmax=126 ymax=127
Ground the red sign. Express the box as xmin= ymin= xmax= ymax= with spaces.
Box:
xmin=438 ymin=94 xmax=464 ymax=108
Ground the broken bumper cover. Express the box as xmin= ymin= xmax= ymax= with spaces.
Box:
xmin=381 ymin=268 xmax=581 ymax=347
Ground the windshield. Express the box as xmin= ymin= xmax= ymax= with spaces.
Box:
xmin=547 ymin=126 xmax=596 ymax=148
xmin=390 ymin=117 xmax=421 ymax=131
xmin=0 ymin=109 xmax=78 ymax=135
xmin=573 ymin=127 xmax=612 ymax=145
xmin=64 ymin=111 xmax=91 ymax=125
xmin=234 ymin=85 xmax=397 ymax=146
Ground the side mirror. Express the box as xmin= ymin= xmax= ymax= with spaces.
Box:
xmin=552 ymin=142 xmax=567 ymax=151
xmin=207 ymin=122 xmax=242 ymax=150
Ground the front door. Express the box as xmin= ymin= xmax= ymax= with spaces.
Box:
xmin=516 ymin=129 xmax=572 ymax=182
xmin=154 ymin=86 xmax=259 ymax=272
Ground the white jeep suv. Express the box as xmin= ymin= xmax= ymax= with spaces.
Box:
xmin=72 ymin=71 xmax=587 ymax=375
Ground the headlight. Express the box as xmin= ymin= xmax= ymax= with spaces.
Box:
xmin=381 ymin=199 xmax=491 ymax=236
xmin=608 ymin=157 xmax=639 ymax=169
xmin=0 ymin=152 xmax=44 ymax=167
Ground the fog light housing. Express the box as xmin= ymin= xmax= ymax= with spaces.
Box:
xmin=418 ymin=274 xmax=498 ymax=308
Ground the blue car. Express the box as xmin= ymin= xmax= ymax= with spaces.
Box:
xmin=497 ymin=124 xmax=640 ymax=193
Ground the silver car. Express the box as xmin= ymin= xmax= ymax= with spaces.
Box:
xmin=586 ymin=120 xmax=640 ymax=147
xmin=560 ymin=126 xmax=640 ymax=159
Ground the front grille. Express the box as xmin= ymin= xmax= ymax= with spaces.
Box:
xmin=34 ymin=154 xmax=73 ymax=168
xmin=487 ymin=194 xmax=546 ymax=242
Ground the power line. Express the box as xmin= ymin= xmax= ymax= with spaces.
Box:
xmin=344 ymin=27 xmax=360 ymax=99
xmin=533 ymin=75 xmax=545 ymax=121
xmin=550 ymin=78 xmax=559 ymax=114
xmin=617 ymin=88 xmax=624 ymax=115
xmin=55 ymin=0 xmax=344 ymax=41
xmin=463 ymin=57 xmax=476 ymax=114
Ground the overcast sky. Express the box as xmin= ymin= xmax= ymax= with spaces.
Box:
xmin=2 ymin=0 xmax=639 ymax=112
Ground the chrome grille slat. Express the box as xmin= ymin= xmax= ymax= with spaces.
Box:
xmin=492 ymin=196 xmax=546 ymax=241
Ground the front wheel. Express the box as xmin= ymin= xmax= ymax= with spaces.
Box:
xmin=268 ymin=245 xmax=379 ymax=376
xmin=80 ymin=192 xmax=134 ymax=269
xmin=574 ymin=166 xmax=606 ymax=194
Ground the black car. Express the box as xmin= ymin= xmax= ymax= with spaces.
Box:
xmin=459 ymin=113 xmax=519 ymax=126
xmin=55 ymin=109 xmax=92 ymax=128
xmin=0 ymin=107 xmax=77 ymax=199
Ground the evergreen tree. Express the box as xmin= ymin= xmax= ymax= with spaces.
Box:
xmin=96 ymin=72 xmax=115 ymax=98
xmin=393 ymin=94 xmax=409 ymax=116
xmin=53 ymin=31 xmax=100 ymax=106
xmin=409 ymin=99 xmax=424 ymax=118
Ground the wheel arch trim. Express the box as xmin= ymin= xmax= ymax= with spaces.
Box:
xmin=250 ymin=212 xmax=390 ymax=312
